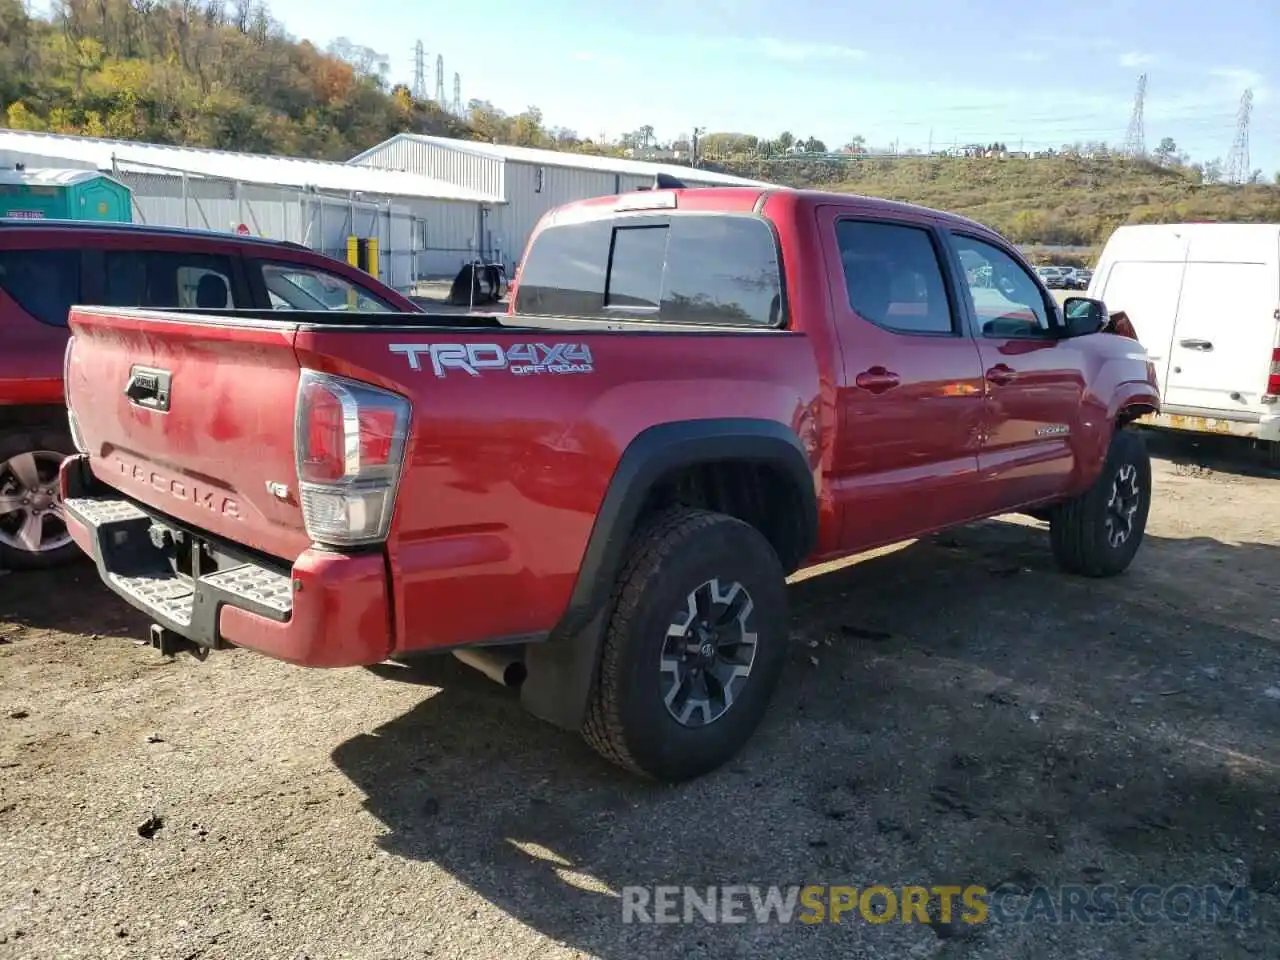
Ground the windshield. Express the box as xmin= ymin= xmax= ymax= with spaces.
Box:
xmin=260 ymin=263 xmax=398 ymax=312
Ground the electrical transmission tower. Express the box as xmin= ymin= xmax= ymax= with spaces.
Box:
xmin=411 ymin=41 xmax=427 ymax=100
xmin=1225 ymin=88 xmax=1254 ymax=184
xmin=1122 ymin=74 xmax=1147 ymax=158
xmin=452 ymin=73 xmax=462 ymax=115
xmin=435 ymin=54 xmax=446 ymax=104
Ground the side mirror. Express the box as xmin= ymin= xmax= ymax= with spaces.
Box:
xmin=1061 ymin=297 xmax=1107 ymax=337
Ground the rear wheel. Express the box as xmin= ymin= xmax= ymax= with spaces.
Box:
xmin=0 ymin=428 xmax=79 ymax=570
xmin=1049 ymin=428 xmax=1151 ymax=578
xmin=582 ymin=507 xmax=788 ymax=782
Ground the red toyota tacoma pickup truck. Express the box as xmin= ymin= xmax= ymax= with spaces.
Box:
xmin=58 ymin=186 xmax=1160 ymax=781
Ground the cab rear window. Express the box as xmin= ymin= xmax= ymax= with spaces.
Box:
xmin=514 ymin=213 xmax=784 ymax=327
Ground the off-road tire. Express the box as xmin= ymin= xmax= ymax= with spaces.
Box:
xmin=1049 ymin=428 xmax=1151 ymax=578
xmin=0 ymin=427 xmax=80 ymax=570
xmin=582 ymin=507 xmax=788 ymax=782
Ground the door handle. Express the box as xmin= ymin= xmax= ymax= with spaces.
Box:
xmin=855 ymin=367 xmax=900 ymax=394
xmin=985 ymin=364 xmax=1017 ymax=385
xmin=1178 ymin=338 xmax=1213 ymax=351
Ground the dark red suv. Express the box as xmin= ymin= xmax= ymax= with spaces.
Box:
xmin=0 ymin=219 xmax=421 ymax=569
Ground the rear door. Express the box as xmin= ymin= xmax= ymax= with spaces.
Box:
xmin=817 ymin=207 xmax=988 ymax=549
xmin=1163 ymin=234 xmax=1280 ymax=415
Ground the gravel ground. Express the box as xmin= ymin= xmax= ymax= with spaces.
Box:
xmin=1 ymin=432 xmax=1278 ymax=960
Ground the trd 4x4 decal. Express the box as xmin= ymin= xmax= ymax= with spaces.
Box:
xmin=389 ymin=342 xmax=594 ymax=377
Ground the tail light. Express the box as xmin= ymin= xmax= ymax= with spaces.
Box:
xmin=63 ymin=335 xmax=89 ymax=454
xmin=294 ymin=370 xmax=410 ymax=547
xmin=1268 ymin=347 xmax=1280 ymax=397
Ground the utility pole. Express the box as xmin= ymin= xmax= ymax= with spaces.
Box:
xmin=927 ymin=129 xmax=932 ymax=155
xmin=692 ymin=126 xmax=706 ymax=167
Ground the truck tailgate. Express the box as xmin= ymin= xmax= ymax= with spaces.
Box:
xmin=65 ymin=308 xmax=310 ymax=561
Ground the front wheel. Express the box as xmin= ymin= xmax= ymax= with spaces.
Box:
xmin=1049 ymin=428 xmax=1152 ymax=577
xmin=582 ymin=507 xmax=789 ymax=782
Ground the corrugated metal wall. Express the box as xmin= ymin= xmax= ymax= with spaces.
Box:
xmin=398 ymin=198 xmax=483 ymax=279
xmin=350 ymin=138 xmax=760 ymax=272
xmin=354 ymin=138 xmax=505 ymax=198
xmin=109 ymin=171 xmax=480 ymax=287
xmin=119 ymin=172 xmax=308 ymax=243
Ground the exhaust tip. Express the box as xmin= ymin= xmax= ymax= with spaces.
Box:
xmin=453 ymin=647 xmax=527 ymax=688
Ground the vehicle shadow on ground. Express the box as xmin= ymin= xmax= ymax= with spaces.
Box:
xmin=0 ymin=556 xmax=148 ymax=641
xmin=331 ymin=523 xmax=1280 ymax=958
xmin=1142 ymin=427 xmax=1279 ymax=481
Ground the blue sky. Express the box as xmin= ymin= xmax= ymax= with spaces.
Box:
xmin=280 ymin=0 xmax=1275 ymax=172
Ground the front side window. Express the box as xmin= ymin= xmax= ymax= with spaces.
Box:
xmin=515 ymin=214 xmax=783 ymax=326
xmin=0 ymin=249 xmax=80 ymax=327
xmin=257 ymin=261 xmax=398 ymax=312
xmin=951 ymin=235 xmax=1055 ymax=339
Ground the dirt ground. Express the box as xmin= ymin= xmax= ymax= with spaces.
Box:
xmin=1 ymin=431 xmax=1278 ymax=960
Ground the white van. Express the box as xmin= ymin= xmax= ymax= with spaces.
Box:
xmin=1089 ymin=223 xmax=1280 ymax=464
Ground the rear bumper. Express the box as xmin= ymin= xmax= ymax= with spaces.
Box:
xmin=1140 ymin=405 xmax=1280 ymax=443
xmin=61 ymin=482 xmax=394 ymax=668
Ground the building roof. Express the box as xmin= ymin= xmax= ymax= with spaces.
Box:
xmin=0 ymin=130 xmax=503 ymax=204
xmin=0 ymin=167 xmax=123 ymax=188
xmin=352 ymin=134 xmax=774 ymax=187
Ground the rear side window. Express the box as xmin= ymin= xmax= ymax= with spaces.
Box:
xmin=835 ymin=220 xmax=956 ymax=335
xmin=102 ymin=251 xmax=239 ymax=309
xmin=516 ymin=214 xmax=783 ymax=326
xmin=0 ymin=249 xmax=80 ymax=327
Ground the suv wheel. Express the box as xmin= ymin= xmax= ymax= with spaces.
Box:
xmin=583 ymin=507 xmax=788 ymax=782
xmin=1049 ymin=428 xmax=1151 ymax=577
xmin=0 ymin=428 xmax=79 ymax=570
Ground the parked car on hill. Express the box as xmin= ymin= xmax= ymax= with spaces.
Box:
xmin=58 ymin=186 xmax=1160 ymax=781
xmin=0 ymin=219 xmax=420 ymax=569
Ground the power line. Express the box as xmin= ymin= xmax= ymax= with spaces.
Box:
xmin=435 ymin=53 xmax=446 ymax=105
xmin=452 ymin=73 xmax=462 ymax=116
xmin=1225 ymin=89 xmax=1254 ymax=183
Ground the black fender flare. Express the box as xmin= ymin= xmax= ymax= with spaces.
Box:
xmin=520 ymin=417 xmax=817 ymax=731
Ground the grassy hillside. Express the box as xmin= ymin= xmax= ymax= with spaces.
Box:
xmin=709 ymin=155 xmax=1280 ymax=252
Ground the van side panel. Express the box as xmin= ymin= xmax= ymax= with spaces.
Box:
xmin=1164 ymin=227 xmax=1279 ymax=415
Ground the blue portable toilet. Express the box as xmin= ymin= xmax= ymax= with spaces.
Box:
xmin=0 ymin=167 xmax=132 ymax=222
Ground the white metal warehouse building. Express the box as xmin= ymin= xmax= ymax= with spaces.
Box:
xmin=0 ymin=129 xmax=505 ymax=286
xmin=350 ymin=134 xmax=773 ymax=270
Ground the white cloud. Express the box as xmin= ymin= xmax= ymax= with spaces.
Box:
xmin=755 ymin=38 xmax=866 ymax=62
xmin=1209 ymin=67 xmax=1263 ymax=90
xmin=1119 ymin=51 xmax=1157 ymax=68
